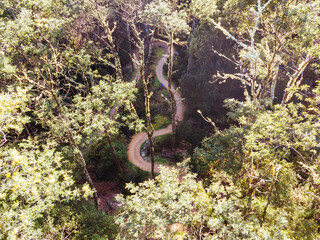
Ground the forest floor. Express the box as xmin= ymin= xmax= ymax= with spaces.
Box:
xmin=96 ymin=181 xmax=120 ymax=213
xmin=127 ymin=41 xmax=185 ymax=173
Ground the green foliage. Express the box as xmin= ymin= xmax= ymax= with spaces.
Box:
xmin=192 ymin=88 xmax=320 ymax=239
xmin=0 ymin=139 xmax=93 ymax=239
xmin=116 ymin=165 xmax=209 ymax=239
xmin=153 ymin=115 xmax=170 ymax=130
xmin=176 ymin=121 xmax=208 ymax=148
xmin=1 ymin=0 xmax=319 ymax=239
xmin=35 ymin=79 xmax=141 ymax=148
xmin=155 ymin=156 xmax=167 ymax=164
xmin=149 ymin=47 xmax=166 ymax=73
xmin=193 ymin=125 xmax=245 ymax=176
xmin=0 ymin=86 xmax=31 ymax=136
xmin=190 ymin=0 xmax=320 ymax=101
xmin=143 ymin=0 xmax=190 ymax=34
xmin=115 ymin=164 xmax=295 ymax=239
xmin=154 ymin=133 xmax=171 ymax=152
xmin=119 ymin=162 xmax=152 ymax=188
xmin=0 ymin=1 xmax=142 ymax=237
xmin=48 ymin=200 xmax=117 ymax=240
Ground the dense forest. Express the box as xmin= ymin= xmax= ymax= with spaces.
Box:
xmin=0 ymin=0 xmax=320 ymax=239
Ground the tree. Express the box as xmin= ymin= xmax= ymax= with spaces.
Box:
xmin=115 ymin=162 xmax=295 ymax=239
xmin=0 ymin=139 xmax=93 ymax=239
xmin=192 ymin=85 xmax=320 ymax=239
xmin=0 ymin=1 xmax=137 ymax=237
xmin=1 ymin=0 xmax=143 ymax=204
xmin=33 ymin=77 xmax=140 ymax=203
xmin=143 ymin=0 xmax=190 ymax=149
xmin=0 ymin=88 xmax=92 ymax=239
xmin=191 ymin=0 xmax=320 ymax=103
xmin=115 ymin=0 xmax=158 ymax=177
xmin=0 ymin=89 xmax=116 ymax=239
xmin=115 ymin=164 xmax=209 ymax=239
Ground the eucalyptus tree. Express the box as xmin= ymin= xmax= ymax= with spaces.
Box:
xmin=186 ymin=1 xmax=320 ymax=237
xmin=192 ymin=85 xmax=320 ymax=239
xmin=191 ymin=0 xmax=320 ymax=103
xmin=0 ymin=0 xmax=143 ymax=204
xmin=143 ymin=0 xmax=190 ymax=149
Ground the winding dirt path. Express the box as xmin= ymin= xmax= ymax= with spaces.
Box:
xmin=127 ymin=41 xmax=185 ymax=173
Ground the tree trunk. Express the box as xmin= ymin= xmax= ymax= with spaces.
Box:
xmin=140 ymin=45 xmax=155 ymax=178
xmin=148 ymin=132 xmax=155 ymax=178
xmin=146 ymin=26 xmax=154 ymax=67
xmin=74 ymin=144 xmax=99 ymax=203
xmin=167 ymin=31 xmax=176 ymax=150
xmin=50 ymin=89 xmax=99 ymax=205
xmin=144 ymin=81 xmax=155 ymax=178
xmin=126 ymin=22 xmax=134 ymax=73
xmin=282 ymin=57 xmax=313 ymax=104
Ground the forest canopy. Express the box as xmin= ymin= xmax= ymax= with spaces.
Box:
xmin=0 ymin=0 xmax=319 ymax=239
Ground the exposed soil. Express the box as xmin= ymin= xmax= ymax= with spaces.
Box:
xmin=96 ymin=181 xmax=120 ymax=213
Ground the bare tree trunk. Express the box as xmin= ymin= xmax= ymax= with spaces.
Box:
xmin=144 ymin=75 xmax=155 ymax=178
xmin=282 ymin=57 xmax=313 ymax=104
xmin=167 ymin=31 xmax=176 ymax=150
xmin=146 ymin=26 xmax=154 ymax=67
xmin=140 ymin=45 xmax=155 ymax=178
xmin=126 ymin=22 xmax=134 ymax=73
xmin=149 ymin=133 xmax=155 ymax=178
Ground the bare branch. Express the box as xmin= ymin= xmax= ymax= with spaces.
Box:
xmin=291 ymin=146 xmax=308 ymax=165
xmin=197 ymin=110 xmax=219 ymax=133
xmin=0 ymin=130 xmax=7 ymax=147
xmin=212 ymin=48 xmax=239 ymax=66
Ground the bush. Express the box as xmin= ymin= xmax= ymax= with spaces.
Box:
xmin=86 ymin=136 xmax=127 ymax=181
xmin=153 ymin=115 xmax=170 ymax=130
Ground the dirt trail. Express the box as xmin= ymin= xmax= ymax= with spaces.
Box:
xmin=127 ymin=41 xmax=185 ymax=173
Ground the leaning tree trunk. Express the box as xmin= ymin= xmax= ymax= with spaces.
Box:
xmin=73 ymin=142 xmax=99 ymax=204
xmin=50 ymin=89 xmax=99 ymax=205
xmin=126 ymin=22 xmax=134 ymax=73
xmin=167 ymin=31 xmax=176 ymax=150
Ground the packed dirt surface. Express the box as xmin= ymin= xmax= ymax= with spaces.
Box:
xmin=127 ymin=41 xmax=185 ymax=173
